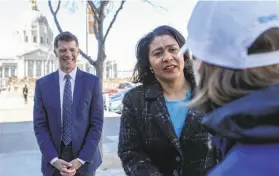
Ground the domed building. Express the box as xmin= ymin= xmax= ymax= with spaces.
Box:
xmin=0 ymin=0 xmax=57 ymax=88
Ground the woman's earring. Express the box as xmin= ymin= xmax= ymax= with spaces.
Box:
xmin=150 ymin=68 xmax=154 ymax=73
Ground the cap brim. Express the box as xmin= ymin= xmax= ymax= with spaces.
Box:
xmin=178 ymin=43 xmax=188 ymax=56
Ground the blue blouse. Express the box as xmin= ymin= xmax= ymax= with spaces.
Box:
xmin=165 ymin=91 xmax=191 ymax=138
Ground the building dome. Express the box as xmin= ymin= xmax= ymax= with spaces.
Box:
xmin=13 ymin=5 xmax=54 ymax=54
xmin=17 ymin=10 xmax=49 ymax=30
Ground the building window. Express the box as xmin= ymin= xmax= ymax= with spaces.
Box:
xmin=47 ymin=38 xmax=49 ymax=44
xmin=106 ymin=67 xmax=109 ymax=78
xmin=36 ymin=60 xmax=42 ymax=77
xmin=4 ymin=67 xmax=9 ymax=77
xmin=11 ymin=66 xmax=16 ymax=77
xmin=28 ymin=60 xmax=34 ymax=77
xmin=40 ymin=37 xmax=44 ymax=44
xmin=51 ymin=60 xmax=54 ymax=72
xmin=113 ymin=63 xmax=117 ymax=78
xmin=31 ymin=23 xmax=37 ymax=29
xmin=0 ymin=67 xmax=2 ymax=77
xmin=23 ymin=31 xmax=28 ymax=42
xmin=33 ymin=36 xmax=37 ymax=43
xmin=46 ymin=61 xmax=50 ymax=74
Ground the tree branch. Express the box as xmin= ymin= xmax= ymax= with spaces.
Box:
xmin=55 ymin=0 xmax=61 ymax=14
xmin=48 ymin=1 xmax=63 ymax=34
xmin=143 ymin=0 xmax=167 ymax=11
xmin=103 ymin=0 xmax=126 ymax=43
xmin=88 ymin=1 xmax=99 ymax=21
xmin=87 ymin=1 xmax=100 ymax=41
xmin=93 ymin=13 xmax=99 ymax=41
xmin=48 ymin=0 xmax=96 ymax=66
xmin=79 ymin=51 xmax=96 ymax=66
xmin=99 ymin=1 xmax=110 ymax=12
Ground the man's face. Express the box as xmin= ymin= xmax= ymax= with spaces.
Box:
xmin=54 ymin=40 xmax=79 ymax=73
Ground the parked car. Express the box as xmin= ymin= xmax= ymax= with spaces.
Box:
xmin=104 ymin=87 xmax=134 ymax=114
xmin=103 ymin=82 xmax=135 ymax=95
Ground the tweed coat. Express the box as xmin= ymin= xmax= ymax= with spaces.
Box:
xmin=118 ymin=82 xmax=220 ymax=176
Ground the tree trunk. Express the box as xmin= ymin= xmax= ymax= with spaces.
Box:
xmin=95 ymin=60 xmax=104 ymax=81
xmin=94 ymin=42 xmax=106 ymax=81
xmin=94 ymin=58 xmax=104 ymax=157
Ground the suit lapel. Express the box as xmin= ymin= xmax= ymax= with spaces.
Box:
xmin=145 ymin=83 xmax=182 ymax=154
xmin=73 ymin=69 xmax=84 ymax=117
xmin=53 ymin=71 xmax=62 ymax=129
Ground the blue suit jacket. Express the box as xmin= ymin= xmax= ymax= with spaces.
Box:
xmin=33 ymin=69 xmax=103 ymax=176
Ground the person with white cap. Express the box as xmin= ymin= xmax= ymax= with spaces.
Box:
xmin=180 ymin=1 xmax=279 ymax=176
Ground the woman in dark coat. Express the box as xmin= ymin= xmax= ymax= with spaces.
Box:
xmin=118 ymin=25 xmax=219 ymax=176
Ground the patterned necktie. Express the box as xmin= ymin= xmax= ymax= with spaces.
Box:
xmin=62 ymin=74 xmax=72 ymax=145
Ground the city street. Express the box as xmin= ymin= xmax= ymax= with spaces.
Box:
xmin=0 ymin=92 xmax=125 ymax=176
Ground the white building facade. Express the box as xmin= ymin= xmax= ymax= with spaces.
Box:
xmin=0 ymin=1 xmax=119 ymax=89
xmin=0 ymin=2 xmax=57 ymax=88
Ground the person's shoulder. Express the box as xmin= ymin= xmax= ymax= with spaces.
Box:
xmin=36 ymin=72 xmax=56 ymax=85
xmin=80 ymin=70 xmax=100 ymax=82
xmin=122 ymin=85 xmax=144 ymax=106
xmin=125 ymin=85 xmax=144 ymax=97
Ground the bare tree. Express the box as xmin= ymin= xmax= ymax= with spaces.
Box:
xmin=48 ymin=0 xmax=165 ymax=157
xmin=48 ymin=0 xmax=166 ymax=81
xmin=48 ymin=0 xmax=126 ymax=80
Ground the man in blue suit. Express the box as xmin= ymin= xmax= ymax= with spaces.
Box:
xmin=33 ymin=31 xmax=103 ymax=176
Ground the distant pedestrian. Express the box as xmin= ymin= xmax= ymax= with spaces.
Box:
xmin=22 ymin=84 xmax=28 ymax=104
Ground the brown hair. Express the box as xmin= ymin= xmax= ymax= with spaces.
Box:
xmin=188 ymin=27 xmax=279 ymax=113
xmin=54 ymin=31 xmax=79 ymax=48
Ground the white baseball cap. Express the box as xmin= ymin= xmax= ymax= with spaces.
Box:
xmin=179 ymin=1 xmax=279 ymax=69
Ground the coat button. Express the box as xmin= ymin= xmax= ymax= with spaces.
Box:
xmin=176 ymin=156 xmax=180 ymax=162
xmin=173 ymin=170 xmax=179 ymax=176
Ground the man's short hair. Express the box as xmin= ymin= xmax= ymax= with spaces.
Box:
xmin=54 ymin=31 xmax=79 ymax=48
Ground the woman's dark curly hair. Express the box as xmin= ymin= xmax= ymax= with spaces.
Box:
xmin=132 ymin=25 xmax=195 ymax=88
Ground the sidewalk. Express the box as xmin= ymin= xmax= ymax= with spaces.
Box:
xmin=0 ymin=120 xmax=125 ymax=176
xmin=0 ymin=150 xmax=124 ymax=176
xmin=0 ymin=91 xmax=125 ymax=176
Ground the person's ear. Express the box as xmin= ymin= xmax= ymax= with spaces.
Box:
xmin=53 ymin=49 xmax=58 ymax=57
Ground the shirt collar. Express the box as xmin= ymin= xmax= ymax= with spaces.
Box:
xmin=58 ymin=66 xmax=78 ymax=81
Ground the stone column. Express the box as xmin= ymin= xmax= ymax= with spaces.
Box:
xmin=43 ymin=60 xmax=46 ymax=75
xmin=0 ymin=67 xmax=3 ymax=89
xmin=25 ymin=60 xmax=28 ymax=77
xmin=51 ymin=60 xmax=53 ymax=72
xmin=41 ymin=60 xmax=44 ymax=76
xmin=53 ymin=60 xmax=56 ymax=71
xmin=111 ymin=62 xmax=114 ymax=78
xmin=8 ymin=67 xmax=11 ymax=77
xmin=1 ymin=66 xmax=4 ymax=78
xmin=37 ymin=22 xmax=40 ymax=45
xmin=15 ymin=64 xmax=18 ymax=77
xmin=33 ymin=60 xmax=36 ymax=77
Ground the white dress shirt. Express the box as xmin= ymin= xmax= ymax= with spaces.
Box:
xmin=50 ymin=67 xmax=85 ymax=165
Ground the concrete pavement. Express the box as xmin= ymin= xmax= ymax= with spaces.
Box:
xmin=0 ymin=150 xmax=124 ymax=176
xmin=0 ymin=91 xmax=125 ymax=176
